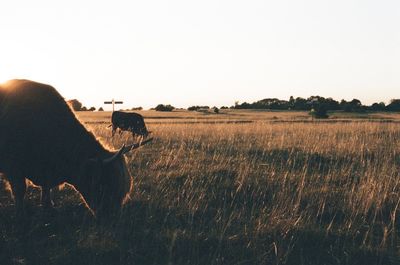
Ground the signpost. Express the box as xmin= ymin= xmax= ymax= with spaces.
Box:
xmin=104 ymin=99 xmax=123 ymax=112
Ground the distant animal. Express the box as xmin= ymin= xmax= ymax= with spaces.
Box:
xmin=110 ymin=111 xmax=150 ymax=139
xmin=0 ymin=79 xmax=153 ymax=217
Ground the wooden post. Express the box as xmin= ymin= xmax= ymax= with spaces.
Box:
xmin=104 ymin=99 xmax=123 ymax=112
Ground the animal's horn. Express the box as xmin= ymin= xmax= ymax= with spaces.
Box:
xmin=103 ymin=138 xmax=154 ymax=163
xmin=122 ymin=137 xmax=153 ymax=154
xmin=103 ymin=144 xmax=125 ymax=163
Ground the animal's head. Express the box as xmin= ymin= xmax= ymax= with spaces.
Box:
xmin=78 ymin=138 xmax=153 ymax=216
xmin=139 ymin=127 xmax=151 ymax=137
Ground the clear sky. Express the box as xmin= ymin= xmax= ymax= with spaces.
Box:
xmin=0 ymin=0 xmax=399 ymax=110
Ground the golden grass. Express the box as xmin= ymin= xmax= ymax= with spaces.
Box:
xmin=81 ymin=112 xmax=400 ymax=263
xmin=77 ymin=109 xmax=400 ymax=130
xmin=2 ymin=110 xmax=400 ymax=264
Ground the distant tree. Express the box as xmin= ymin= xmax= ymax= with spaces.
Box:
xmin=340 ymin=100 xmax=351 ymax=112
xmin=253 ymin=98 xmax=289 ymax=109
xmin=324 ymin=97 xmax=340 ymax=110
xmin=188 ymin=105 xmax=210 ymax=111
xmin=213 ymin=107 xmax=219 ymax=114
xmin=305 ymin=96 xmax=340 ymax=112
xmin=307 ymin=97 xmax=329 ymax=118
xmin=387 ymin=99 xmax=400 ymax=111
xmin=89 ymin=107 xmax=96 ymax=111
xmin=223 ymin=96 xmax=369 ymax=112
xmin=350 ymin=99 xmax=362 ymax=108
xmin=98 ymin=107 xmax=104 ymax=111
xmin=155 ymin=104 xmax=175 ymax=112
xmin=340 ymin=99 xmax=363 ymax=112
xmin=220 ymin=106 xmax=229 ymax=109
xmin=131 ymin=107 xmax=143 ymax=111
xmin=67 ymin=99 xmax=83 ymax=111
xmin=293 ymin=97 xmax=309 ymax=110
xmin=370 ymin=102 xmax=386 ymax=111
xmin=288 ymin=96 xmax=295 ymax=109
xmin=81 ymin=106 xmax=87 ymax=111
xmin=309 ymin=105 xmax=329 ymax=119
xmin=234 ymin=102 xmax=251 ymax=109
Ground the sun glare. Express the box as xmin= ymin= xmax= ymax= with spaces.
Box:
xmin=0 ymin=71 xmax=17 ymax=85
xmin=0 ymin=76 xmax=9 ymax=85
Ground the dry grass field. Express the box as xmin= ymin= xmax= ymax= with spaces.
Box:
xmin=1 ymin=110 xmax=400 ymax=264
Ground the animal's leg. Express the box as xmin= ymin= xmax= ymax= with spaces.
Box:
xmin=8 ymin=176 xmax=27 ymax=216
xmin=41 ymin=186 xmax=54 ymax=208
xmin=139 ymin=134 xmax=144 ymax=143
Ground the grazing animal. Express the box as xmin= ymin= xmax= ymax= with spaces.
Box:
xmin=0 ymin=79 xmax=153 ymax=216
xmin=111 ymin=111 xmax=150 ymax=139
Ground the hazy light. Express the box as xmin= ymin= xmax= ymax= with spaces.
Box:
xmin=0 ymin=0 xmax=399 ymax=109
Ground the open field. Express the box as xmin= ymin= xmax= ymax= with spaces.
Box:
xmin=1 ymin=110 xmax=400 ymax=264
xmin=77 ymin=109 xmax=400 ymax=125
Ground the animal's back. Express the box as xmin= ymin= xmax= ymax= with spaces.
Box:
xmin=0 ymin=79 xmax=102 ymax=185
xmin=0 ymin=79 xmax=75 ymax=143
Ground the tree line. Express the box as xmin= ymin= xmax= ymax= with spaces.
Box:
xmin=233 ymin=96 xmax=400 ymax=112
xmin=67 ymin=97 xmax=400 ymax=113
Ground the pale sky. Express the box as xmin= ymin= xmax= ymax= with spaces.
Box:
xmin=0 ymin=0 xmax=399 ymax=110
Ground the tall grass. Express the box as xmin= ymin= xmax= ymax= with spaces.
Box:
xmin=97 ymin=121 xmax=400 ymax=264
xmin=1 ymin=119 xmax=400 ymax=264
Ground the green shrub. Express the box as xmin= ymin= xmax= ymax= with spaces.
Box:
xmin=155 ymin=104 xmax=175 ymax=112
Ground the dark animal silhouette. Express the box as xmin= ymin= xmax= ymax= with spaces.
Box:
xmin=0 ymin=79 xmax=153 ymax=216
xmin=111 ymin=111 xmax=150 ymax=139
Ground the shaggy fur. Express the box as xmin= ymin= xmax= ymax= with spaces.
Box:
xmin=111 ymin=111 xmax=149 ymax=138
xmin=0 ymin=79 xmax=132 ymax=215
